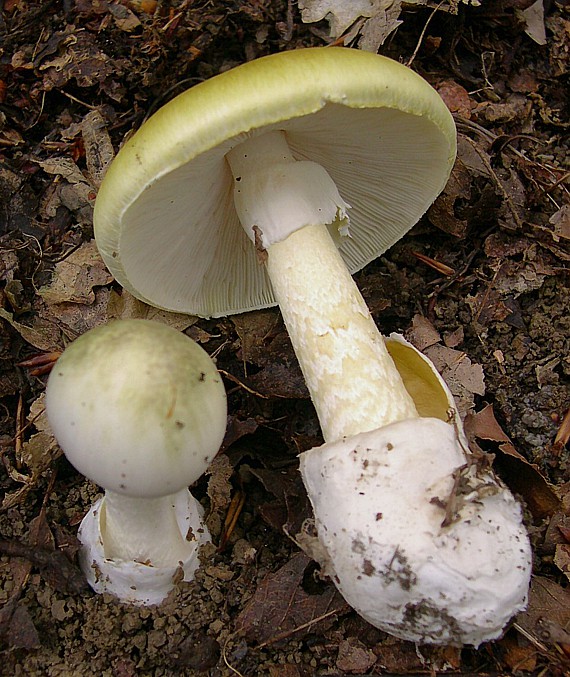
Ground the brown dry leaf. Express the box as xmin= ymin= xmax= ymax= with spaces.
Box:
xmin=521 ymin=0 xmax=547 ymax=45
xmin=205 ymin=453 xmax=234 ymax=539
xmin=550 ymin=204 xmax=570 ymax=242
xmin=107 ymin=289 xmax=197 ymax=331
xmin=0 ymin=164 xmax=39 ymax=234
xmin=108 ymin=1 xmax=142 ymax=31
xmin=516 ymin=576 xmax=570 ymax=646
xmin=437 ymin=80 xmax=472 ymax=119
xmin=423 ymin=343 xmax=485 ymax=416
xmin=464 ymin=404 xmax=561 ymax=519
xmin=248 ymin=362 xmax=309 ymax=399
xmin=375 ymin=639 xmax=461 ymax=674
xmin=235 ymin=552 xmax=349 ymax=646
xmin=298 ymin=0 xmax=402 ymax=51
xmin=405 ymin=314 xmax=440 ymax=351
xmin=18 ymin=394 xmax=59 ymax=469
xmin=232 ymin=310 xmax=281 ymax=366
xmin=39 ymin=240 xmax=112 ymax=306
xmin=232 ymin=310 xmax=307 ymax=398
xmin=220 ymin=416 xmax=259 ymax=453
xmin=499 ymin=633 xmax=537 ymax=672
xmin=81 ymin=109 xmax=115 ymax=188
xmin=39 ymin=29 xmax=125 ymax=100
xmin=253 ymin=465 xmax=312 ymax=537
xmin=2 ymin=395 xmax=59 ymax=511
xmin=43 ymin=287 xmax=111 ymax=339
xmin=554 ymin=544 xmax=570 ymax=583
xmin=6 ymin=605 xmax=41 ymax=650
xmin=36 ymin=156 xmax=95 ymax=224
xmin=0 ymin=308 xmax=61 ymax=352
xmin=0 ymin=510 xmax=52 ymax=640
xmin=543 ymin=511 xmax=570 ymax=555
xmin=427 ymin=134 xmax=490 ymax=238
xmin=468 ymin=234 xmax=557 ymax=328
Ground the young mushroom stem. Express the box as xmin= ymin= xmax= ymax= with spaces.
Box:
xmin=101 ymin=490 xmax=200 ymax=567
xmin=227 ymin=131 xmax=417 ymax=442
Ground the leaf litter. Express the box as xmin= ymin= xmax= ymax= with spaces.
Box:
xmin=0 ymin=1 xmax=569 ymax=674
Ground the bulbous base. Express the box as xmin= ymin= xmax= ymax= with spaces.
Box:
xmin=299 ymin=417 xmax=532 ymax=647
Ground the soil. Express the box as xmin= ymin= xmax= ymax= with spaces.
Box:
xmin=0 ymin=1 xmax=569 ymax=676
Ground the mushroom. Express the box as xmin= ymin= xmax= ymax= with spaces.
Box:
xmin=93 ymin=47 xmax=454 ymax=442
xmin=92 ymin=47 xmax=530 ymax=638
xmin=298 ymin=334 xmax=532 ymax=646
xmin=45 ymin=319 xmax=227 ymax=605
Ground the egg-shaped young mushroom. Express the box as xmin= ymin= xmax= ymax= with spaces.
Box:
xmin=45 ymin=319 xmax=227 ymax=605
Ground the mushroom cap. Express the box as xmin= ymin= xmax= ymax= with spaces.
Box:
xmin=299 ymin=418 xmax=532 ymax=646
xmin=94 ymin=47 xmax=456 ymax=317
xmin=45 ymin=319 xmax=227 ymax=498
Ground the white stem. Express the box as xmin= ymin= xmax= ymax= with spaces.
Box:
xmin=227 ymin=132 xmax=417 ymax=442
xmin=101 ymin=489 xmax=200 ymax=568
xmin=267 ymin=224 xmax=417 ymax=441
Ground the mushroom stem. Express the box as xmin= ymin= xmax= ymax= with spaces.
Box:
xmin=101 ymin=489 xmax=201 ymax=568
xmin=227 ymin=131 xmax=417 ymax=442
xmin=267 ymin=224 xmax=417 ymax=442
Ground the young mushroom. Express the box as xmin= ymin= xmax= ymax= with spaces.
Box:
xmin=45 ymin=319 xmax=227 ymax=605
xmin=92 ymin=48 xmax=531 ymax=638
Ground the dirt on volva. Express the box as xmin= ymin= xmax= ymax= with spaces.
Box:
xmin=0 ymin=1 xmax=569 ymax=675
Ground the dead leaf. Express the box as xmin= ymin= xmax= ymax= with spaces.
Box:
xmin=236 ymin=552 xmax=349 ymax=646
xmin=516 ymin=576 xmax=570 ymax=645
xmin=231 ymin=310 xmax=307 ymax=398
xmin=81 ymin=109 xmax=115 ymax=188
xmin=550 ymin=204 xmax=570 ymax=242
xmin=248 ymin=362 xmax=309 ymax=399
xmin=0 ymin=307 xmax=61 ymax=352
xmin=437 ymin=80 xmax=472 ymax=119
xmin=205 ymin=453 xmax=234 ymax=538
xmin=107 ymin=289 xmax=197 ymax=331
xmin=2 ymin=395 xmax=60 ymax=510
xmin=39 ymin=240 xmax=112 ymax=306
xmin=554 ymin=544 xmax=570 ymax=583
xmin=464 ymin=405 xmax=561 ymax=519
xmin=108 ymin=1 xmax=142 ymax=32
xmin=252 ymin=465 xmax=312 ymax=537
xmin=39 ymin=29 xmax=126 ymax=101
xmin=405 ymin=314 xmax=441 ymax=351
xmin=428 ymin=134 xmax=491 ymax=238
xmin=499 ymin=633 xmax=537 ymax=672
xmin=298 ymin=0 xmax=402 ymax=50
xmin=520 ymin=0 xmax=547 ymax=46
xmin=423 ymin=343 xmax=485 ymax=416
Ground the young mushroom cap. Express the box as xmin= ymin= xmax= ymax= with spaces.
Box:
xmin=93 ymin=47 xmax=456 ymax=317
xmin=45 ymin=319 xmax=227 ymax=604
xmin=46 ymin=319 xmax=226 ymax=498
